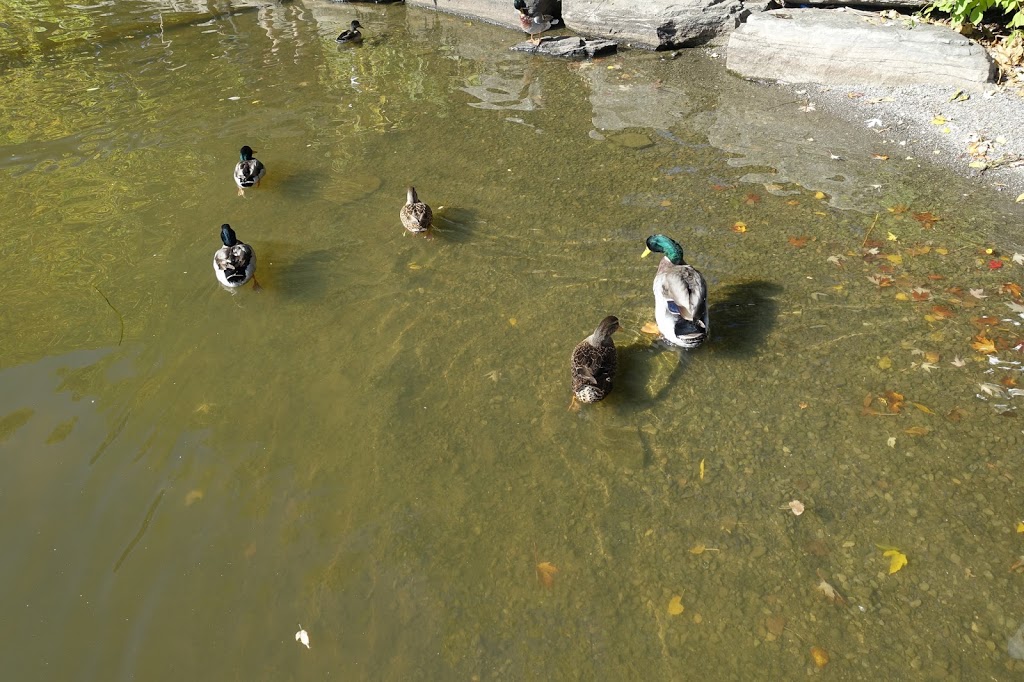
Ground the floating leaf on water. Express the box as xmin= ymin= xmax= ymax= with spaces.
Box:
xmin=887 ymin=436 xmax=896 ymax=448
xmin=912 ymin=402 xmax=935 ymax=414
xmin=667 ymin=595 xmax=684 ymax=616
xmin=972 ymin=335 xmax=997 ymax=354
xmin=295 ymin=626 xmax=310 ymax=649
xmin=883 ymin=548 xmax=908 ymax=574
xmin=690 ymin=543 xmax=707 ymax=555
xmin=699 ymin=458 xmax=705 ymax=480
xmin=904 ymin=426 xmax=930 ymax=437
xmin=787 ymin=236 xmax=809 ymax=248
xmin=969 ymin=288 xmax=987 ymax=299
xmin=744 ymin=193 xmax=761 ymax=204
xmin=931 ymin=115 xmax=947 ymax=125
xmin=731 ymin=221 xmax=748 ymax=233
xmin=923 ymin=351 xmax=939 ymax=364
xmin=1016 ymin=521 xmax=1024 ymax=533
xmin=536 ymin=561 xmax=558 ymax=588
xmin=873 ymin=154 xmax=890 ymax=161
xmin=1016 ymin=195 xmax=1024 ymax=204
xmin=660 ymin=200 xmax=672 ymax=207
xmin=641 ymin=321 xmax=660 ymax=335
xmin=786 ymin=199 xmax=800 ymax=206
xmin=814 ymin=191 xmax=826 ymax=200
xmin=810 ymin=646 xmax=830 ymax=668
xmin=951 ymin=356 xmax=966 ymax=367
xmin=785 ymin=500 xmax=805 ymax=516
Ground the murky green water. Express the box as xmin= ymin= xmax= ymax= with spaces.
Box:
xmin=3 ymin=1 xmax=1024 ymax=679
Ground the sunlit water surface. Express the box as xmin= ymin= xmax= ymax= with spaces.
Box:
xmin=3 ymin=1 xmax=1024 ymax=679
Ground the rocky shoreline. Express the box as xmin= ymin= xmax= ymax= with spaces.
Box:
xmin=395 ymin=0 xmax=1024 ymax=205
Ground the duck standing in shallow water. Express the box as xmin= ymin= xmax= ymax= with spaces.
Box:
xmin=233 ymin=145 xmax=265 ymax=196
xmin=336 ymin=20 xmax=363 ymax=43
xmin=400 ymin=186 xmax=432 ymax=235
xmin=641 ymin=234 xmax=708 ymax=348
xmin=570 ymin=315 xmax=620 ymax=407
xmin=213 ymin=224 xmax=259 ymax=291
xmin=513 ymin=0 xmax=557 ymax=44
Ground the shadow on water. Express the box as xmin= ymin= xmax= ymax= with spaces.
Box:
xmin=431 ymin=206 xmax=478 ymax=244
xmin=267 ymin=167 xmax=326 ymax=201
xmin=268 ymin=247 xmax=336 ymax=300
xmin=706 ymin=279 xmax=782 ymax=357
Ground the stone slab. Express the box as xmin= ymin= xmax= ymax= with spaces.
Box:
xmin=510 ymin=35 xmax=616 ymax=58
xmin=405 ymin=0 xmax=559 ymax=31
xmin=726 ymin=8 xmax=995 ymax=89
xmin=562 ymin=0 xmax=745 ymax=49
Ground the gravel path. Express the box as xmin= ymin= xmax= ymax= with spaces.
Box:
xmin=784 ymin=81 xmax=1024 ymax=203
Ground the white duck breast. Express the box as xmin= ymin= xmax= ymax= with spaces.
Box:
xmin=654 ymin=258 xmax=708 ymax=348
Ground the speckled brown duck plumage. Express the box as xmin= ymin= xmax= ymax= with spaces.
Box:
xmin=570 ymin=315 xmax=620 ymax=404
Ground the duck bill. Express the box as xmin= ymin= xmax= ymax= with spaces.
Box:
xmin=641 ymin=247 xmax=652 ymax=259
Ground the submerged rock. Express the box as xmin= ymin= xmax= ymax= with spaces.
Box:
xmin=510 ymin=36 xmax=617 ymax=58
xmin=1009 ymin=622 xmax=1024 ymax=661
xmin=726 ymin=8 xmax=995 ymax=90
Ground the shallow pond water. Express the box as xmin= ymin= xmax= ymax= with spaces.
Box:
xmin=2 ymin=1 xmax=1024 ymax=679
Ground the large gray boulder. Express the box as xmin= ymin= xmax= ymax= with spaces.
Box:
xmin=562 ymin=0 xmax=746 ymax=48
xmin=405 ymin=0 xmax=560 ymax=31
xmin=727 ymin=9 xmax=995 ymax=89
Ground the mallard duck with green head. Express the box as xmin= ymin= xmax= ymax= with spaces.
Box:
xmin=234 ymin=145 xmax=265 ymax=196
xmin=570 ymin=315 xmax=620 ymax=405
xmin=641 ymin=234 xmax=708 ymax=348
xmin=213 ymin=224 xmax=260 ymax=291
xmin=336 ymin=20 xmax=363 ymax=43
xmin=400 ymin=186 xmax=432 ymax=235
xmin=513 ymin=0 xmax=557 ymax=44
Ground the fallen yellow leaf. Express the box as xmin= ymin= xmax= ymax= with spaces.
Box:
xmin=508 ymin=318 xmax=517 ymax=326
xmin=536 ymin=561 xmax=558 ymax=588
xmin=1016 ymin=193 xmax=1024 ymax=203
xmin=1017 ymin=521 xmax=1024 ymax=533
xmin=912 ymin=402 xmax=935 ymax=414
xmin=690 ymin=544 xmax=706 ymax=555
xmin=884 ymin=254 xmax=903 ymax=265
xmin=883 ymin=548 xmax=908 ymax=574
xmin=667 ymin=594 xmax=685 ymax=616
xmin=810 ymin=646 xmax=830 ymax=668
xmin=894 ymin=292 xmax=909 ymax=301
xmin=814 ymin=191 xmax=826 ymax=200
xmin=731 ymin=221 xmax=748 ymax=233
xmin=972 ymin=335 xmax=997 ymax=354
xmin=878 ymin=356 xmax=892 ymax=369
xmin=660 ymin=200 xmax=672 ymax=207
xmin=923 ymin=351 xmax=940 ymax=364
xmin=931 ymin=115 xmax=947 ymax=125
xmin=699 ymin=458 xmax=705 ymax=480
xmin=904 ymin=426 xmax=930 ymax=437
xmin=185 ymin=490 xmax=204 ymax=506
xmin=641 ymin=321 xmax=660 ymax=335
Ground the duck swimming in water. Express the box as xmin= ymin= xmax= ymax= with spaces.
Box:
xmin=233 ymin=145 xmax=265 ymax=196
xmin=400 ymin=186 xmax=432 ymax=235
xmin=213 ymin=224 xmax=259 ymax=291
xmin=641 ymin=234 xmax=708 ymax=348
xmin=336 ymin=20 xmax=363 ymax=43
xmin=570 ymin=315 xmax=620 ymax=406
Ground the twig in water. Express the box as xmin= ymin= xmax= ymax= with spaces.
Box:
xmin=92 ymin=284 xmax=124 ymax=346
xmin=861 ymin=212 xmax=880 ymax=248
